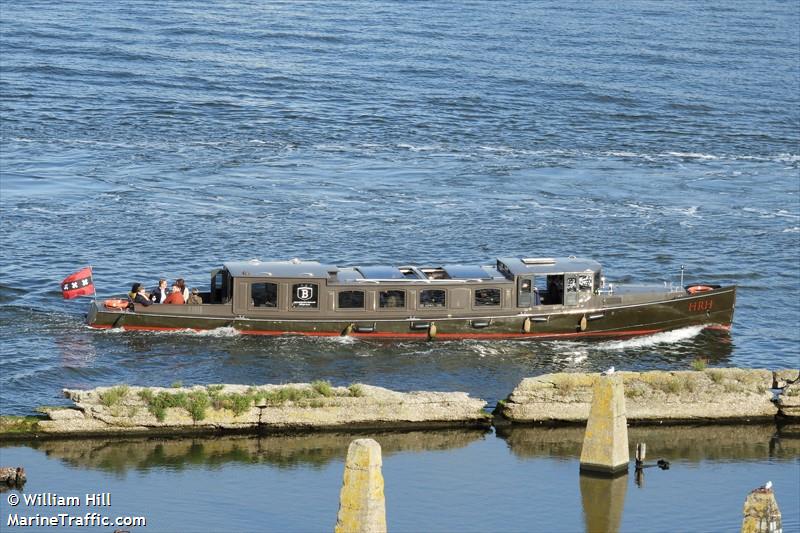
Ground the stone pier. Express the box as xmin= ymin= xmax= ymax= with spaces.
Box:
xmin=742 ymin=485 xmax=782 ymax=533
xmin=335 ymin=439 xmax=387 ymax=533
xmin=579 ymin=374 xmax=629 ymax=475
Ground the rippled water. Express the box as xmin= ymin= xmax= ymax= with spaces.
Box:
xmin=0 ymin=2 xmax=798 ymax=529
xmin=2 ymin=0 xmax=798 ymax=414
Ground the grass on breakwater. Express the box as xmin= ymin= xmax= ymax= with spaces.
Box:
xmin=136 ymin=381 xmax=366 ymax=422
xmin=0 ymin=416 xmax=41 ymax=434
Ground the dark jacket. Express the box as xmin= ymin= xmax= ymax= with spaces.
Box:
xmin=150 ymin=287 xmax=168 ymax=304
xmin=132 ymin=293 xmax=152 ymax=307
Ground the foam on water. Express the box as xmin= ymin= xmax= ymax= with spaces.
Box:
xmin=178 ymin=326 xmax=241 ymax=337
xmin=596 ymin=325 xmax=705 ymax=351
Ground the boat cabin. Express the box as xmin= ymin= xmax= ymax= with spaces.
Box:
xmin=203 ymin=256 xmax=603 ymax=314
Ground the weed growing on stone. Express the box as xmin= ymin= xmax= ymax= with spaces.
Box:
xmin=723 ymin=381 xmax=745 ymax=393
xmin=706 ymin=369 xmax=726 ymax=384
xmin=186 ymin=391 xmax=209 ymax=421
xmin=0 ymin=415 xmax=41 ymax=434
xmin=142 ymin=390 xmax=189 ymax=422
xmin=312 ymin=380 xmax=334 ymax=397
xmin=226 ymin=393 xmax=253 ymax=416
xmin=348 ymin=384 xmax=365 ymax=397
xmin=690 ymin=358 xmax=707 ymax=371
xmin=650 ymin=375 xmax=683 ymax=394
xmin=624 ymin=383 xmax=646 ymax=398
xmin=170 ymin=380 xmax=183 ymax=388
xmin=99 ymin=385 xmax=130 ymax=408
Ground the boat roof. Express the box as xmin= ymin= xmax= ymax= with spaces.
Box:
xmin=496 ymin=256 xmax=601 ymax=275
xmin=224 ymin=256 xmax=602 ymax=280
xmin=224 ymin=259 xmax=338 ymax=278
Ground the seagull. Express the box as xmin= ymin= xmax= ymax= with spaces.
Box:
xmin=765 ymin=481 xmax=773 ymax=490
xmin=601 ymin=366 xmax=615 ymax=376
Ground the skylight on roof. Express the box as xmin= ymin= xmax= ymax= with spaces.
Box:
xmin=356 ymin=266 xmax=406 ymax=279
xmin=442 ymin=265 xmax=492 ymax=279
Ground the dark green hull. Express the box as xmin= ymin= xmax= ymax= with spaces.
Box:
xmin=87 ymin=286 xmax=735 ymax=340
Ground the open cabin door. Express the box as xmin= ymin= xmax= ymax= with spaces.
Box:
xmin=564 ymin=274 xmax=579 ymax=306
xmin=210 ymin=268 xmax=231 ymax=304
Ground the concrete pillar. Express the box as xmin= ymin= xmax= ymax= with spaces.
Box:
xmin=335 ymin=439 xmax=387 ymax=533
xmin=742 ymin=485 xmax=782 ymax=533
xmin=580 ymin=373 xmax=629 ymax=475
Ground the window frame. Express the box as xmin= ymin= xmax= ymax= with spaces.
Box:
xmin=249 ymin=281 xmax=280 ymax=310
xmin=473 ymin=287 xmax=502 ymax=308
xmin=378 ymin=289 xmax=406 ymax=311
xmin=337 ymin=289 xmax=365 ymax=310
xmin=419 ymin=288 xmax=447 ymax=309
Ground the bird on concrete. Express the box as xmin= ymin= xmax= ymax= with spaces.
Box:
xmin=765 ymin=481 xmax=773 ymax=490
xmin=601 ymin=366 xmax=615 ymax=376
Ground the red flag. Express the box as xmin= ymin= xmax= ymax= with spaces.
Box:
xmin=61 ymin=267 xmax=95 ymax=299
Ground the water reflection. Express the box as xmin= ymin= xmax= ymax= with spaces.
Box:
xmin=580 ymin=472 xmax=628 ymax=533
xmin=496 ymin=424 xmax=800 ymax=462
xmin=10 ymin=429 xmax=488 ymax=475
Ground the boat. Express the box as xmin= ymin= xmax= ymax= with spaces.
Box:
xmin=86 ymin=256 xmax=736 ymax=340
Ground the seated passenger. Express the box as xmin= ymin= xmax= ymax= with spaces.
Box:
xmin=176 ymin=278 xmax=190 ymax=302
xmin=164 ymin=285 xmax=185 ymax=305
xmin=150 ymin=279 xmax=168 ymax=304
xmin=187 ymin=287 xmax=203 ymax=305
xmin=129 ymin=283 xmax=152 ymax=307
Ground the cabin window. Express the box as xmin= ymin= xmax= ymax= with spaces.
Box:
xmin=419 ymin=289 xmax=446 ymax=308
xmin=251 ymin=282 xmax=278 ymax=307
xmin=579 ymin=274 xmax=592 ymax=291
xmin=474 ymin=288 xmax=501 ymax=307
xmin=338 ymin=290 xmax=365 ymax=309
xmin=292 ymin=283 xmax=318 ymax=309
xmin=379 ymin=290 xmax=405 ymax=309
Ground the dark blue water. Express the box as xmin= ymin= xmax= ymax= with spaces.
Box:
xmin=1 ymin=1 xmax=798 ymax=530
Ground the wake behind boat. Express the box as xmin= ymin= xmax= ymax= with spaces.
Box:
xmin=86 ymin=256 xmax=735 ymax=340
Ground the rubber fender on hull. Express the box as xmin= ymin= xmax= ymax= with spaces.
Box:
xmin=427 ymin=323 xmax=437 ymax=340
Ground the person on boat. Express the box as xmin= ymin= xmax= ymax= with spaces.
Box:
xmin=187 ymin=287 xmax=203 ymax=305
xmin=164 ymin=284 xmax=185 ymax=305
xmin=128 ymin=283 xmax=152 ymax=307
xmin=175 ymin=278 xmax=189 ymax=301
xmin=150 ymin=279 xmax=168 ymax=304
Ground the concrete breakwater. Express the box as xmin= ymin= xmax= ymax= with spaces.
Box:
xmin=0 ymin=368 xmax=797 ymax=439
xmin=498 ymin=368 xmax=799 ymax=424
xmin=1 ymin=382 xmax=490 ymax=438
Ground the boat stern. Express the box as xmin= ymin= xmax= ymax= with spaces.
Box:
xmin=86 ymin=300 xmax=99 ymax=327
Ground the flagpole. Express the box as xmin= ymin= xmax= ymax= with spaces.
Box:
xmin=90 ymin=264 xmax=97 ymax=302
